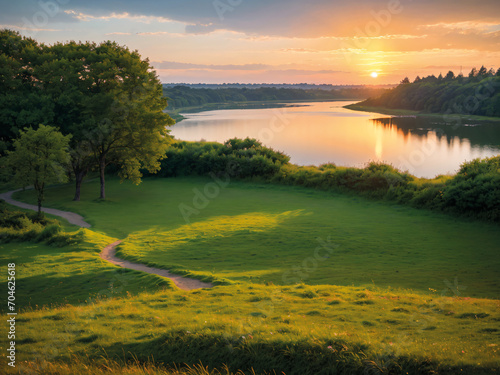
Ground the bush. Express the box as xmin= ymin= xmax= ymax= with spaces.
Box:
xmin=442 ymin=158 xmax=500 ymax=221
xmin=154 ymin=138 xmax=289 ymax=179
xmin=0 ymin=200 xmax=83 ymax=246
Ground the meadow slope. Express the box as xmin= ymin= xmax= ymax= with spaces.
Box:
xmin=1 ymin=177 xmax=498 ymax=374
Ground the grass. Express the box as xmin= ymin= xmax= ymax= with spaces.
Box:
xmin=0 ymin=230 xmax=172 ymax=309
xmin=13 ymin=177 xmax=500 ymax=298
xmin=1 ymin=284 xmax=499 ymax=374
xmin=3 ymin=176 xmax=500 ymax=374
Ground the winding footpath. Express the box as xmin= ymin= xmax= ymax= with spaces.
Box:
xmin=0 ymin=190 xmax=213 ymax=290
xmin=0 ymin=189 xmax=91 ymax=228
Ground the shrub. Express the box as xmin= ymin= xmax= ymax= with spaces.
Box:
xmin=154 ymin=138 xmax=289 ymax=179
xmin=442 ymin=157 xmax=500 ymax=221
xmin=0 ymin=200 xmax=83 ymax=246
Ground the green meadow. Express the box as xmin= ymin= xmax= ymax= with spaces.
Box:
xmin=11 ymin=177 xmax=500 ymax=298
xmin=1 ymin=177 xmax=499 ymax=374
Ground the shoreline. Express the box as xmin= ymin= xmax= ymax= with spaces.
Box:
xmin=344 ymin=103 xmax=500 ymax=123
xmin=166 ymin=99 xmax=358 ymax=123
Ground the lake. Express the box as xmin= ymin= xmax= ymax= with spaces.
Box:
xmin=170 ymin=101 xmax=500 ymax=178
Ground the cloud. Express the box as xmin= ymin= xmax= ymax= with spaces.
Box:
xmin=185 ymin=23 xmax=218 ymax=35
xmin=3 ymin=0 xmax=500 ymax=39
xmin=281 ymin=48 xmax=319 ymax=53
xmin=153 ymin=61 xmax=347 ymax=76
xmin=0 ymin=24 xmax=61 ymax=32
xmin=105 ymin=32 xmax=132 ymax=36
xmin=153 ymin=61 xmax=272 ymax=71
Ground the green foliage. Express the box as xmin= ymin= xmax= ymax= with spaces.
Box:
xmin=0 ymin=29 xmax=44 ymax=155
xmin=360 ymin=68 xmax=500 ymax=117
xmin=441 ymin=156 xmax=500 ymax=221
xmin=155 ymin=138 xmax=289 ymax=179
xmin=37 ymin=40 xmax=175 ymax=198
xmin=4 ymin=124 xmax=71 ymax=213
xmin=0 ymin=29 xmax=175 ymax=200
xmin=0 ymin=200 xmax=82 ymax=245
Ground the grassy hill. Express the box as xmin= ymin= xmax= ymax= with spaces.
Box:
xmin=2 ymin=177 xmax=499 ymax=374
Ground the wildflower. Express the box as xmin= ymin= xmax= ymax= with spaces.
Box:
xmin=241 ymin=336 xmax=246 ymax=340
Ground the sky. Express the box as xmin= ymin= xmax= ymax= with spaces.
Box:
xmin=1 ymin=0 xmax=500 ymax=84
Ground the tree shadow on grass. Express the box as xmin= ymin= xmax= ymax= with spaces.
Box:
xmin=11 ymin=269 xmax=171 ymax=311
xmin=80 ymin=333 xmax=495 ymax=375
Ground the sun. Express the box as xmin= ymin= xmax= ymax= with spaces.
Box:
xmin=370 ymin=72 xmax=378 ymax=78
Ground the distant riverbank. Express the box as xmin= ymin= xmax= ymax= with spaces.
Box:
xmin=167 ymin=99 xmax=355 ymax=123
xmin=344 ymin=103 xmax=500 ymax=123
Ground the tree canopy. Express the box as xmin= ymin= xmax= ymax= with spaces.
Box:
xmin=5 ymin=125 xmax=71 ymax=215
xmin=162 ymin=85 xmax=389 ymax=110
xmin=359 ymin=66 xmax=500 ymax=117
xmin=0 ymin=29 xmax=174 ymax=200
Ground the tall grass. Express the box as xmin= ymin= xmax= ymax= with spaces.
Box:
xmin=5 ymin=284 xmax=499 ymax=374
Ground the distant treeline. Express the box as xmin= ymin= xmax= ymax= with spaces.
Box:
xmin=148 ymin=138 xmax=500 ymax=223
xmin=163 ymin=85 xmax=388 ymax=109
xmin=359 ymin=66 xmax=500 ymax=117
xmin=164 ymin=83 xmax=394 ymax=90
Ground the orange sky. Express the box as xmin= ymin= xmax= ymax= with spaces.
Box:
xmin=2 ymin=0 xmax=500 ymax=84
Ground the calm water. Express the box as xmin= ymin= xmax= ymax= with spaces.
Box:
xmin=170 ymin=101 xmax=500 ymax=178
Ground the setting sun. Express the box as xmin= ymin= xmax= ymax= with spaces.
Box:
xmin=371 ymin=72 xmax=379 ymax=78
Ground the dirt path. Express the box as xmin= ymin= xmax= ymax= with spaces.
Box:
xmin=0 ymin=189 xmax=91 ymax=228
xmin=101 ymin=241 xmax=213 ymax=290
xmin=1 ymin=189 xmax=213 ymax=290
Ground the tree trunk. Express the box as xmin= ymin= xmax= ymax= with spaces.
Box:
xmin=99 ymin=156 xmax=106 ymax=200
xmin=73 ymin=170 xmax=87 ymax=201
xmin=37 ymin=196 xmax=42 ymax=215
xmin=36 ymin=186 xmax=43 ymax=219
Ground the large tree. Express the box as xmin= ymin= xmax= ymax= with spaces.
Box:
xmin=6 ymin=125 xmax=71 ymax=216
xmin=34 ymin=40 xmax=174 ymax=200
xmin=80 ymin=41 xmax=174 ymax=199
xmin=0 ymin=30 xmax=50 ymax=155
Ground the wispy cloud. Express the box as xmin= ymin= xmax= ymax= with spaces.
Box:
xmin=64 ymin=10 xmax=177 ymax=24
xmin=153 ymin=61 xmax=271 ymax=71
xmin=0 ymin=24 xmax=61 ymax=32
xmin=105 ymin=32 xmax=132 ymax=36
xmin=421 ymin=21 xmax=500 ymax=33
